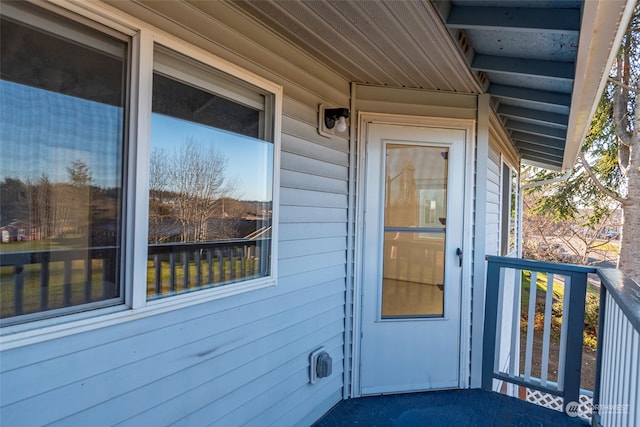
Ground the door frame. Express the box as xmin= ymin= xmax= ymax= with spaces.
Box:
xmin=351 ymin=112 xmax=476 ymax=397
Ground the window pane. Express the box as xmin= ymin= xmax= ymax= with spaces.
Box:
xmin=147 ymin=47 xmax=273 ymax=299
xmin=382 ymin=144 xmax=447 ymax=318
xmin=382 ymin=232 xmax=445 ymax=318
xmin=0 ymin=7 xmax=128 ymax=322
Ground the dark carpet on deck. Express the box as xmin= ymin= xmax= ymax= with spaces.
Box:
xmin=313 ymin=389 xmax=590 ymax=427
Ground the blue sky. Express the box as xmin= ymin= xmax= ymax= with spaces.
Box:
xmin=1 ymin=80 xmax=273 ymax=201
xmin=151 ymin=114 xmax=273 ymax=201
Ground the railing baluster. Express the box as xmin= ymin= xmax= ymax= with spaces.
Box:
xmin=40 ymin=254 xmax=49 ymax=311
xmin=524 ymin=271 xmax=538 ymax=381
xmin=154 ymin=254 xmax=162 ymax=295
xmin=600 ymin=293 xmax=615 ymax=423
xmin=540 ymin=273 xmax=554 ymax=387
xmin=207 ymin=250 xmax=213 ymax=284
xmin=494 ymin=267 xmax=506 ymax=378
xmin=229 ymin=247 xmax=235 ymax=280
xmin=182 ymin=251 xmax=189 ymax=290
xmin=621 ymin=318 xmax=633 ymax=426
xmin=195 ymin=250 xmax=202 ymax=288
xmin=592 ymin=284 xmax=608 ymax=424
xmin=509 ymin=269 xmax=521 ymax=380
xmin=63 ymin=258 xmax=72 ymax=306
xmin=631 ymin=331 xmax=639 ymax=427
xmin=84 ymin=257 xmax=92 ymax=303
xmin=241 ymin=245 xmax=246 ymax=278
xmin=217 ymin=248 xmax=224 ymax=283
xmin=169 ymin=251 xmax=176 ymax=293
xmin=14 ymin=262 xmax=24 ymax=316
xmin=102 ymin=250 xmax=116 ymax=299
xmin=613 ymin=305 xmax=623 ymax=426
xmin=611 ymin=299 xmax=622 ymax=424
xmin=557 ymin=275 xmax=570 ymax=391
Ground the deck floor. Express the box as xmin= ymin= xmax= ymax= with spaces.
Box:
xmin=313 ymin=389 xmax=590 ymax=427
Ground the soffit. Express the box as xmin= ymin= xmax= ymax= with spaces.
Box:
xmin=441 ymin=0 xmax=582 ymax=170
xmin=134 ymin=0 xmax=631 ymax=171
xmin=216 ymin=0 xmax=480 ymax=93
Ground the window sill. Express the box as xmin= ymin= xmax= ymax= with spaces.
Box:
xmin=0 ymin=277 xmax=276 ymax=351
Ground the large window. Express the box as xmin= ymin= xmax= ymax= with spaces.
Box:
xmin=0 ymin=3 xmax=278 ymax=326
xmin=146 ymin=46 xmax=274 ymax=299
xmin=0 ymin=4 xmax=128 ymax=323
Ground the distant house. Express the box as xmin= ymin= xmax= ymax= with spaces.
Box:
xmin=0 ymin=1 xmax=635 ymax=426
xmin=0 ymin=220 xmax=39 ymax=243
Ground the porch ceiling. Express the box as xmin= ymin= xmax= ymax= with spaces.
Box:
xmin=221 ymin=0 xmax=632 ymax=171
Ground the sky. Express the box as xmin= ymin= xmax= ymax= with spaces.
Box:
xmin=1 ymin=80 xmax=273 ymax=202
xmin=151 ymin=113 xmax=273 ymax=202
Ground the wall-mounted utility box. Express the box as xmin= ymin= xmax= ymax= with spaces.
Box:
xmin=309 ymin=347 xmax=332 ymax=384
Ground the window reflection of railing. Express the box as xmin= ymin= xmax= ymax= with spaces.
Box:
xmin=0 ymin=247 xmax=118 ymax=320
xmin=146 ymin=238 xmax=269 ymax=298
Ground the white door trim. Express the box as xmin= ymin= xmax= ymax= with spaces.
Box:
xmin=351 ymin=112 xmax=476 ymax=397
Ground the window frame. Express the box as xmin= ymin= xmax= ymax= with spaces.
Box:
xmin=500 ymin=159 xmax=518 ymax=257
xmin=0 ymin=0 xmax=282 ymax=341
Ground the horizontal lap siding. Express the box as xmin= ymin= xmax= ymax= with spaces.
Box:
xmin=486 ymin=147 xmax=501 ymax=256
xmin=0 ymin=3 xmax=349 ymax=425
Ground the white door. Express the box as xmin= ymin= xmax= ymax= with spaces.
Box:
xmin=360 ymin=122 xmax=467 ymax=395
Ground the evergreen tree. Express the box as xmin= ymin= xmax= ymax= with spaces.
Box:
xmin=525 ymin=3 xmax=640 ymax=282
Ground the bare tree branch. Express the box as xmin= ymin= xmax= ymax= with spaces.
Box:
xmin=608 ymin=77 xmax=640 ymax=94
xmin=578 ymin=151 xmax=625 ymax=204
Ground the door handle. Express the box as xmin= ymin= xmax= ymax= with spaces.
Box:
xmin=456 ymin=248 xmax=463 ymax=267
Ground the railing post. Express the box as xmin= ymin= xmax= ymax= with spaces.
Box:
xmin=561 ymin=271 xmax=588 ymax=413
xmin=482 ymin=256 xmax=501 ymax=391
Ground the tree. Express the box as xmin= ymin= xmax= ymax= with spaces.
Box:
xmin=149 ymin=138 xmax=238 ymax=243
xmin=522 ymin=191 xmax=621 ymax=265
xmin=64 ymin=159 xmax=93 ymax=237
xmin=0 ymin=177 xmax=30 ymax=222
xmin=524 ymin=3 xmax=640 ymax=282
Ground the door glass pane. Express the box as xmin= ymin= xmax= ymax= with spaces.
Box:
xmin=381 ymin=144 xmax=448 ymax=318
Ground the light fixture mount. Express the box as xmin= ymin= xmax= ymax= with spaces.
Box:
xmin=318 ymin=104 xmax=350 ymax=137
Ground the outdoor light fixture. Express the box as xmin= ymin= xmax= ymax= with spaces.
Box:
xmin=318 ymin=104 xmax=349 ymax=137
xmin=324 ymin=108 xmax=349 ymax=132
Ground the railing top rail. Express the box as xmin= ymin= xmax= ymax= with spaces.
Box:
xmin=598 ymin=268 xmax=640 ymax=334
xmin=486 ymin=255 xmax=597 ymax=275
xmin=0 ymin=246 xmax=118 ymax=266
xmin=146 ymin=238 xmax=264 ymax=255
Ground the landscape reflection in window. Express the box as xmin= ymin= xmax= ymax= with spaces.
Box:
xmin=0 ymin=11 xmax=127 ymax=321
xmin=147 ymin=51 xmax=274 ymax=298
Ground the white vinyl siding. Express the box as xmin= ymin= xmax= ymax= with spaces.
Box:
xmin=486 ymin=147 xmax=501 ymax=256
xmin=0 ymin=2 xmax=347 ymax=426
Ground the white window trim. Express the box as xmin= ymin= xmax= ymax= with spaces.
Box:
xmin=500 ymin=155 xmax=519 ymax=257
xmin=0 ymin=0 xmax=283 ymax=346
